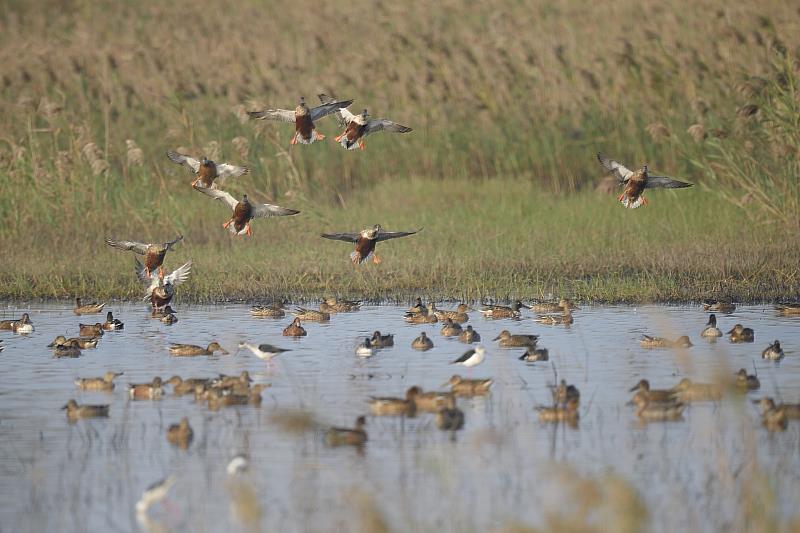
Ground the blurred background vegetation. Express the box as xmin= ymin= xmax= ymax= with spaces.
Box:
xmin=0 ymin=0 xmax=798 ymax=300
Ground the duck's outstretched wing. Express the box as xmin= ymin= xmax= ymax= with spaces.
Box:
xmin=163 ymin=235 xmax=184 ymax=249
xmin=375 ymin=228 xmax=421 ymax=242
xmin=310 ymin=99 xmax=354 ymax=122
xmin=320 ymin=232 xmax=360 ymax=243
xmin=365 ymin=119 xmax=413 ymax=136
xmin=165 ymin=261 xmax=192 ymax=287
xmin=247 ymin=108 xmax=295 ymax=122
xmin=215 ymin=163 xmax=249 ymax=182
xmin=645 ymin=176 xmax=693 ymax=189
xmin=252 ymin=203 xmax=300 ymax=218
xmin=193 ymin=186 xmax=239 ymax=211
xmin=167 ymin=151 xmax=200 ymax=174
xmin=106 ymin=238 xmax=149 ymax=255
xmin=596 ymin=153 xmax=633 ymax=183
xmin=338 ymin=107 xmax=358 ymax=125
xmin=318 ymin=94 xmax=348 ymax=128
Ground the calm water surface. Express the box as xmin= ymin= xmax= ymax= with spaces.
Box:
xmin=0 ymin=302 xmax=798 ymax=532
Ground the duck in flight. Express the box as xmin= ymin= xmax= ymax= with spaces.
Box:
xmin=247 ymin=95 xmax=354 ymax=145
xmin=320 ymin=224 xmax=421 ymax=264
xmin=167 ymin=151 xmax=249 ymax=189
xmin=334 ymin=108 xmax=412 ymax=150
xmin=194 ymin=188 xmax=300 ymax=236
xmin=596 ymin=153 xmax=693 ymax=208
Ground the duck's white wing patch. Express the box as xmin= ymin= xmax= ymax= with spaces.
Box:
xmin=165 ymin=260 xmax=192 ymax=287
xmin=167 ymin=151 xmax=200 ymax=174
xmin=247 ymin=109 xmax=295 ymax=122
xmin=596 ymin=153 xmax=634 ymax=183
xmin=193 ymin=186 xmax=239 ymax=210
xmin=215 ymin=163 xmax=250 ymax=182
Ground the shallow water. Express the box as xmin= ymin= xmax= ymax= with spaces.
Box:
xmin=0 ymin=302 xmax=798 ymax=532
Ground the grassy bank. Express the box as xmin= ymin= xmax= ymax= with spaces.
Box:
xmin=0 ymin=1 xmax=798 ymax=301
xmin=1 ymin=178 xmax=797 ymax=303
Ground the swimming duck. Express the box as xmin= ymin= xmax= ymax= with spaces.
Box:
xmin=79 ymin=323 xmax=104 ymax=338
xmin=52 ymin=343 xmax=82 ymax=358
xmin=207 ymin=386 xmax=267 ymax=410
xmin=161 ymin=313 xmax=178 ymax=325
xmin=151 ymin=306 xmax=177 ymax=319
xmin=194 ymin=188 xmax=300 ymax=236
xmin=701 ymin=314 xmax=723 ymax=337
xmin=762 ymin=406 xmax=788 ymax=431
xmin=292 ymin=307 xmax=331 ymax=322
xmin=550 ymin=380 xmax=581 ymax=405
xmin=166 ymin=417 xmax=194 ymax=449
xmin=355 ymin=337 xmax=375 ymax=357
xmin=102 ymin=311 xmax=124 ymax=331
xmin=435 ymin=395 xmax=465 ymax=431
xmin=248 ymin=95 xmax=354 ymax=145
xmin=519 ymin=347 xmax=549 ymax=362
xmin=628 ymin=379 xmax=677 ymax=403
xmin=239 ymin=342 xmax=290 ymax=362
xmin=128 ymin=377 xmax=164 ymax=400
xmin=138 ymin=260 xmax=192 ymax=309
xmin=493 ymin=330 xmax=538 ymax=348
xmin=735 ymin=368 xmax=760 ymax=390
xmin=335 ymin=108 xmax=412 ymax=150
xmin=212 ymin=371 xmax=253 ymax=389
xmin=325 ymin=416 xmax=368 ymax=447
xmin=169 ymin=342 xmax=229 ymax=356
xmin=74 ymin=297 xmax=105 ymax=315
xmin=444 ymin=375 xmax=493 ymax=396
xmin=404 ymin=310 xmax=438 ymax=324
xmin=250 ymin=302 xmax=286 ymax=318
xmin=458 ymin=325 xmax=481 ymax=343
xmin=74 ymin=371 xmax=123 ymax=391
xmin=640 ymin=335 xmax=693 ymax=348
xmin=368 ymin=387 xmax=419 ymax=416
xmin=702 ymin=299 xmax=736 ymax=313
xmin=630 ymin=395 xmax=686 ymax=421
xmin=62 ymin=399 xmax=109 ymax=420
xmin=535 ymin=308 xmax=574 ymax=325
xmin=434 ymin=304 xmax=471 ymax=324
xmin=756 ymin=397 xmax=800 ymax=420
xmin=407 ymin=297 xmax=427 ymax=315
xmin=671 ymin=378 xmax=723 ymax=402
xmin=411 ymin=332 xmax=434 ymax=351
xmin=370 ymin=331 xmax=394 ymax=348
xmin=775 ymin=303 xmax=800 ymax=315
xmin=412 ymin=389 xmax=456 ymax=413
xmin=596 ymin=153 xmax=693 ymax=209
xmin=0 ymin=313 xmax=33 ymax=331
xmin=166 ymin=376 xmax=213 ymax=395
xmin=50 ymin=336 xmax=94 ymax=349
xmin=320 ymin=297 xmax=361 ymax=313
xmin=321 ymin=224 xmax=421 ymax=265
xmin=105 ymin=235 xmax=183 ymax=279
xmin=166 ymin=151 xmax=249 ymax=189
xmin=762 ymin=340 xmax=784 ymax=360
xmin=479 ymin=301 xmax=530 ymax=319
xmin=727 ymin=324 xmax=754 ymax=343
xmin=450 ymin=346 xmax=487 ymax=368
xmin=530 ymin=298 xmax=580 ymax=313
xmin=283 ymin=318 xmax=307 ymax=337
xmin=536 ymin=398 xmax=580 ymax=423
xmin=440 ymin=318 xmax=463 ymax=337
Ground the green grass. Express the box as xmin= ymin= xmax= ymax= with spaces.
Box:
xmin=1 ymin=178 xmax=797 ymax=303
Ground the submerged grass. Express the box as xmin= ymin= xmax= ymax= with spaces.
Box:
xmin=1 ymin=178 xmax=797 ymax=302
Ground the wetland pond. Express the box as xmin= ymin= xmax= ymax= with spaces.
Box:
xmin=1 ymin=302 xmax=799 ymax=532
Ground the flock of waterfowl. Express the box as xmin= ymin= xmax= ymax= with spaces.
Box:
xmin=1 ymin=93 xmax=797 ymax=517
